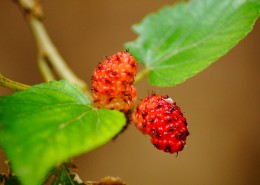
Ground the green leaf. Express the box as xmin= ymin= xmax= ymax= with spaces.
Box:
xmin=0 ymin=80 xmax=126 ymax=185
xmin=50 ymin=165 xmax=84 ymax=185
xmin=126 ymin=0 xmax=260 ymax=87
xmin=0 ymin=174 xmax=21 ymax=185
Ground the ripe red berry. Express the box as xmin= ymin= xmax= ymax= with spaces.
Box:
xmin=91 ymin=51 xmax=137 ymax=112
xmin=132 ymin=94 xmax=189 ymax=154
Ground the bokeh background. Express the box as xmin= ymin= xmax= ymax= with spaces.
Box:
xmin=0 ymin=1 xmax=259 ymax=185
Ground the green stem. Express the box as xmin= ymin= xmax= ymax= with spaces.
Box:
xmin=28 ymin=17 xmax=87 ymax=89
xmin=134 ymin=67 xmax=150 ymax=84
xmin=0 ymin=73 xmax=31 ymax=91
xmin=17 ymin=0 xmax=35 ymax=9
xmin=38 ymin=57 xmax=56 ymax=82
xmin=15 ymin=0 xmax=92 ymax=98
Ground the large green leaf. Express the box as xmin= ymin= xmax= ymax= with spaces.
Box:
xmin=0 ymin=80 xmax=126 ymax=185
xmin=126 ymin=0 xmax=260 ymax=87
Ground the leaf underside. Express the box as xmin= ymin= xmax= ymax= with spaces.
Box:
xmin=0 ymin=80 xmax=126 ymax=185
xmin=126 ymin=0 xmax=260 ymax=87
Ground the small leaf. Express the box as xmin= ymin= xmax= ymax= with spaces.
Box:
xmin=0 ymin=80 xmax=126 ymax=185
xmin=1 ymin=175 xmax=21 ymax=185
xmin=50 ymin=165 xmax=84 ymax=185
xmin=126 ymin=0 xmax=260 ymax=87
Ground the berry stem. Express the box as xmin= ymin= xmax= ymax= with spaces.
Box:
xmin=14 ymin=0 xmax=92 ymax=99
xmin=0 ymin=73 xmax=31 ymax=91
xmin=134 ymin=67 xmax=150 ymax=84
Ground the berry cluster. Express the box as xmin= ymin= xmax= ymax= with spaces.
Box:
xmin=91 ymin=51 xmax=137 ymax=112
xmin=132 ymin=95 xmax=189 ymax=154
xmin=91 ymin=51 xmax=189 ymax=154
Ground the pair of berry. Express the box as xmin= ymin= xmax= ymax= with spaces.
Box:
xmin=91 ymin=51 xmax=189 ymax=154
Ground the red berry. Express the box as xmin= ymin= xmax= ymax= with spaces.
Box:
xmin=92 ymin=51 xmax=138 ymax=112
xmin=132 ymin=94 xmax=189 ymax=154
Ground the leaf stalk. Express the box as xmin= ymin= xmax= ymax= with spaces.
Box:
xmin=0 ymin=73 xmax=31 ymax=91
xmin=134 ymin=67 xmax=150 ymax=84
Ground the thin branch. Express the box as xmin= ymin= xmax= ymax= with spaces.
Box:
xmin=28 ymin=17 xmax=87 ymax=89
xmin=0 ymin=73 xmax=31 ymax=91
xmin=86 ymin=177 xmax=126 ymax=185
xmin=14 ymin=0 xmax=92 ymax=98
xmin=38 ymin=57 xmax=56 ymax=82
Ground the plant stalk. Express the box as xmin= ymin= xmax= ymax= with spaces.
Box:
xmin=0 ymin=73 xmax=31 ymax=91
xmin=15 ymin=0 xmax=92 ymax=98
xmin=28 ymin=17 xmax=87 ymax=88
xmin=134 ymin=67 xmax=150 ymax=84
xmin=38 ymin=57 xmax=56 ymax=82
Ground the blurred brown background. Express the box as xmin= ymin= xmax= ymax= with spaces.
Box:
xmin=0 ymin=1 xmax=259 ymax=185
